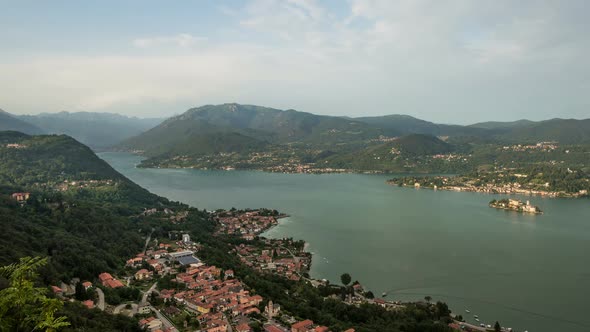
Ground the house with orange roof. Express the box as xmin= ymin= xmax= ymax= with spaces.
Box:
xmin=265 ymin=325 xmax=286 ymax=332
xmin=135 ymin=268 xmax=152 ymax=280
xmin=236 ymin=323 xmax=252 ymax=332
xmin=291 ymin=319 xmax=314 ymax=332
xmin=105 ymin=279 xmax=125 ymax=288
xmin=82 ymin=300 xmax=94 ymax=309
xmin=98 ymin=272 xmax=114 ymax=283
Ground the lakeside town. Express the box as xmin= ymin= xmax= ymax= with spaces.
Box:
xmin=387 ymin=169 xmax=590 ymax=199
xmin=38 ymin=202 xmax=516 ymax=332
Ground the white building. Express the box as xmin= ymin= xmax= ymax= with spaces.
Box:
xmin=182 ymin=233 xmax=190 ymax=243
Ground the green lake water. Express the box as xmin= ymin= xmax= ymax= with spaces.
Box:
xmin=101 ymin=152 xmax=590 ymax=332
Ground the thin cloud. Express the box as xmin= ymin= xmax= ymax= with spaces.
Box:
xmin=133 ymin=34 xmax=207 ymax=48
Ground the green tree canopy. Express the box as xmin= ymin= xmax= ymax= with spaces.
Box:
xmin=340 ymin=273 xmax=351 ymax=286
xmin=0 ymin=256 xmax=70 ymax=332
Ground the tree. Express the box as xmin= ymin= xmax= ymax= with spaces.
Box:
xmin=424 ymin=295 xmax=432 ymax=304
xmin=0 ymin=256 xmax=70 ymax=332
xmin=494 ymin=321 xmax=501 ymax=332
xmin=74 ymin=282 xmax=88 ymax=301
xmin=340 ymin=273 xmax=351 ymax=286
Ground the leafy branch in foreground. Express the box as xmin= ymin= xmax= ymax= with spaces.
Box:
xmin=0 ymin=256 xmax=70 ymax=332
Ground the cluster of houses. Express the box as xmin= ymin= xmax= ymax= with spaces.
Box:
xmin=4 ymin=143 xmax=27 ymax=149
xmin=233 ymin=241 xmax=310 ymax=281
xmin=214 ymin=209 xmax=279 ymax=240
xmin=98 ymin=272 xmax=125 ymax=288
xmin=126 ymin=240 xmax=199 ymax=278
xmin=157 ymin=263 xmax=263 ymax=332
xmin=51 ymin=279 xmax=96 ymax=309
xmin=56 ymin=179 xmax=115 ymax=192
xmin=502 ymin=142 xmax=558 ymax=152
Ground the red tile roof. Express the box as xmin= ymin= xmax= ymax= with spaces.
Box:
xmin=98 ymin=272 xmax=113 ymax=282
xmin=82 ymin=300 xmax=94 ymax=309
xmin=292 ymin=319 xmax=314 ymax=330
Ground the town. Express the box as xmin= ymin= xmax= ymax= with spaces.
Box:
xmin=213 ymin=208 xmax=286 ymax=239
xmin=388 ymin=167 xmax=590 ymax=199
xmin=232 ymin=238 xmax=312 ymax=282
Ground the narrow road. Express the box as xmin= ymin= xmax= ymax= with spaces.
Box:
xmin=141 ymin=281 xmax=159 ymax=306
xmin=150 ymin=306 xmax=176 ymax=331
xmin=453 ymin=320 xmax=489 ymax=332
xmin=143 ymin=227 xmax=155 ymax=254
xmin=96 ymin=287 xmax=105 ymax=311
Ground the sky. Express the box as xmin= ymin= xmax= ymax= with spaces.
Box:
xmin=0 ymin=0 xmax=588 ymax=124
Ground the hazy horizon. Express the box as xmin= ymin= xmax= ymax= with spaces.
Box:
xmin=3 ymin=103 xmax=589 ymax=127
xmin=1 ymin=1 xmax=588 ymax=124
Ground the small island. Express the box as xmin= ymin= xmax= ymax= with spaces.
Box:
xmin=489 ymin=198 xmax=543 ymax=214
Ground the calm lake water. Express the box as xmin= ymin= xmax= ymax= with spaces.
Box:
xmin=101 ymin=152 xmax=590 ymax=332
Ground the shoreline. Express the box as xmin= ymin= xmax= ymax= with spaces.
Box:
xmin=111 ymin=150 xmax=450 ymax=175
xmin=387 ymin=181 xmax=589 ymax=199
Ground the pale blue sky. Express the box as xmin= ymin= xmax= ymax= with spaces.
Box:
xmin=1 ymin=0 xmax=588 ymax=123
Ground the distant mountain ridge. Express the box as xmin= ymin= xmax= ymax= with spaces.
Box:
xmin=355 ymin=114 xmax=590 ymax=144
xmin=0 ymin=109 xmax=44 ymax=135
xmin=468 ymin=119 xmax=536 ymax=130
xmin=18 ymin=111 xmax=164 ymax=149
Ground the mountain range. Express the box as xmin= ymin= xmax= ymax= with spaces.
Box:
xmin=119 ymin=104 xmax=590 ymax=158
xmin=2 ymin=105 xmax=589 ymax=157
xmin=16 ymin=111 xmax=163 ymax=149
xmin=0 ymin=109 xmax=44 ymax=135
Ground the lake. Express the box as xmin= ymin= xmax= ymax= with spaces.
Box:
xmin=101 ymin=152 xmax=590 ymax=332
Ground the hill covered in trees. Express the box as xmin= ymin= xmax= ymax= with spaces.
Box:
xmin=116 ymin=103 xmax=590 ymax=174
xmin=119 ymin=103 xmax=382 ymax=156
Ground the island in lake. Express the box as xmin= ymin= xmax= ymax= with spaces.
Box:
xmin=489 ymin=198 xmax=543 ymax=214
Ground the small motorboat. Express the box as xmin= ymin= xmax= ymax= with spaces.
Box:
xmin=465 ymin=309 xmax=470 ymax=313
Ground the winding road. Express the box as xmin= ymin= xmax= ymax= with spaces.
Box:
xmin=95 ymin=287 xmax=105 ymax=311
